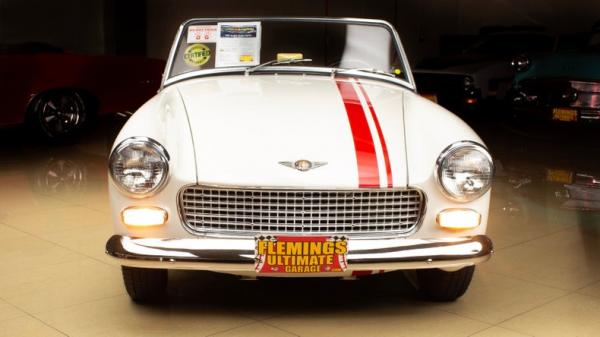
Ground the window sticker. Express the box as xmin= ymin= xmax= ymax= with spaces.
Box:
xmin=215 ymin=21 xmax=261 ymax=68
xmin=183 ymin=44 xmax=211 ymax=67
xmin=187 ymin=25 xmax=217 ymax=43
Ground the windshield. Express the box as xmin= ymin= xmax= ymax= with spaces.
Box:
xmin=165 ymin=18 xmax=409 ymax=84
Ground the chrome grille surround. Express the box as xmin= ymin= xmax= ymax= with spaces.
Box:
xmin=178 ymin=185 xmax=425 ymax=237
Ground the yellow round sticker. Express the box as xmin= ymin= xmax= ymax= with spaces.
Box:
xmin=183 ymin=44 xmax=211 ymax=67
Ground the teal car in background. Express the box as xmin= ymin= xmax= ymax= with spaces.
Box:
xmin=509 ymin=30 xmax=600 ymax=123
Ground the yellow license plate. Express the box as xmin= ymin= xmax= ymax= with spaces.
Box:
xmin=552 ymin=108 xmax=577 ymax=122
xmin=422 ymin=94 xmax=438 ymax=103
xmin=546 ymin=169 xmax=573 ymax=184
xmin=255 ymin=235 xmax=348 ymax=274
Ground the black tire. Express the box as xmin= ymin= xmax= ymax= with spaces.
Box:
xmin=416 ymin=266 xmax=475 ymax=301
xmin=121 ymin=266 xmax=168 ymax=302
xmin=28 ymin=90 xmax=89 ymax=142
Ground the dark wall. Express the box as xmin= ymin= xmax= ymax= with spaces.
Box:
xmin=0 ymin=0 xmax=146 ymax=55
xmin=145 ymin=0 xmax=403 ymax=60
xmin=1 ymin=0 xmax=599 ymax=63
xmin=145 ymin=0 xmax=324 ymax=62
xmin=145 ymin=0 xmax=600 ymax=63
xmin=0 ymin=0 xmax=105 ymax=53
xmin=103 ymin=0 xmax=147 ymax=55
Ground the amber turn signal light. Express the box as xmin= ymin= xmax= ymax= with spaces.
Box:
xmin=121 ymin=206 xmax=168 ymax=227
xmin=437 ymin=208 xmax=481 ymax=230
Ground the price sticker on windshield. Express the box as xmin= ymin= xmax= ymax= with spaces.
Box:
xmin=215 ymin=21 xmax=261 ymax=68
xmin=187 ymin=25 xmax=217 ymax=43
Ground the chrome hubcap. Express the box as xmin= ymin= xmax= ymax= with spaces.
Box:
xmin=40 ymin=94 xmax=83 ymax=135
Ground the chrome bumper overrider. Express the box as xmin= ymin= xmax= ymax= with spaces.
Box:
xmin=106 ymin=235 xmax=493 ymax=272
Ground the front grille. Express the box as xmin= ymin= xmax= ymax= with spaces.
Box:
xmin=580 ymin=109 xmax=600 ymax=121
xmin=179 ymin=185 xmax=425 ymax=236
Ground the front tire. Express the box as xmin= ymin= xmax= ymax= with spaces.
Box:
xmin=416 ymin=266 xmax=475 ymax=301
xmin=121 ymin=266 xmax=167 ymax=302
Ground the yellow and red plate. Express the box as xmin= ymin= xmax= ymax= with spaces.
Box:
xmin=255 ymin=235 xmax=348 ymax=274
xmin=552 ymin=108 xmax=577 ymax=122
xmin=546 ymin=168 xmax=573 ymax=184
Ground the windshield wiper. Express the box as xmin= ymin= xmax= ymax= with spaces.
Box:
xmin=331 ymin=68 xmax=397 ymax=79
xmin=244 ymin=58 xmax=312 ymax=75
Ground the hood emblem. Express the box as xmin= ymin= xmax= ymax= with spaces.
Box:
xmin=279 ymin=160 xmax=327 ymax=172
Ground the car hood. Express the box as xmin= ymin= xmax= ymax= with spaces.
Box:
xmin=175 ymin=74 xmax=409 ymax=189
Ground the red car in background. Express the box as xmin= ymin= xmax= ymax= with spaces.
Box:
xmin=0 ymin=43 xmax=165 ymax=141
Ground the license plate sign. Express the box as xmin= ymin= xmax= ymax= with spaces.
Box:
xmin=552 ymin=108 xmax=577 ymax=122
xmin=546 ymin=169 xmax=573 ymax=184
xmin=255 ymin=235 xmax=348 ymax=274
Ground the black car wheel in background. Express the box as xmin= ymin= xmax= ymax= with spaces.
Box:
xmin=27 ymin=90 xmax=93 ymax=143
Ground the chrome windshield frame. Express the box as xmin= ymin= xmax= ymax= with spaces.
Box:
xmin=160 ymin=17 xmax=416 ymax=91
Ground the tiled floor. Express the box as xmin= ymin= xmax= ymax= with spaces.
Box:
xmin=0 ymin=122 xmax=599 ymax=337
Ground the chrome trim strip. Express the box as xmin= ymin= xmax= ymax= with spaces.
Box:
xmin=176 ymin=184 xmax=426 ymax=238
xmin=105 ymin=235 xmax=493 ymax=271
xmin=163 ymin=67 xmax=415 ymax=91
xmin=162 ymin=24 xmax=185 ymax=90
xmin=160 ymin=17 xmax=415 ymax=91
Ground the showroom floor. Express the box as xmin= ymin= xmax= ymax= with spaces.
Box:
xmin=0 ymin=120 xmax=599 ymax=337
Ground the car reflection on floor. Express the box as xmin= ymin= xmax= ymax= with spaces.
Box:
xmin=479 ymin=120 xmax=600 ymax=277
xmin=0 ymin=117 xmax=599 ymax=336
xmin=562 ymin=174 xmax=600 ymax=211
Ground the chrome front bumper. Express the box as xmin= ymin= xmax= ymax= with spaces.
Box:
xmin=106 ymin=235 xmax=493 ymax=272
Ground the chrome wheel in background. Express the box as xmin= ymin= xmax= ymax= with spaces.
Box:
xmin=30 ymin=91 xmax=88 ymax=140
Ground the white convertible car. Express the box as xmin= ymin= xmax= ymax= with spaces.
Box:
xmin=106 ymin=18 xmax=494 ymax=302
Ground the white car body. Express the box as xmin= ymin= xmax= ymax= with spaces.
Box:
xmin=106 ymin=18 xmax=493 ymax=288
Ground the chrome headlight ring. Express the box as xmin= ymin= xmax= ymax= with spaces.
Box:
xmin=109 ymin=137 xmax=170 ymax=198
xmin=435 ymin=141 xmax=494 ymax=202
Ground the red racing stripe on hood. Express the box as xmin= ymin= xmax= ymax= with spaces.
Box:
xmin=335 ymin=78 xmax=380 ymax=188
xmin=356 ymin=80 xmax=393 ymax=188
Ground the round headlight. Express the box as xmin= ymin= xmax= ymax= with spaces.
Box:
xmin=109 ymin=137 xmax=170 ymax=197
xmin=436 ymin=141 xmax=493 ymax=202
